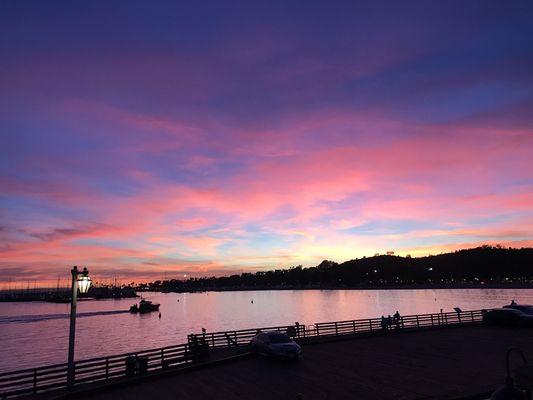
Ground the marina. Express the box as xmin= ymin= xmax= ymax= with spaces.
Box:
xmin=2 ymin=2 xmax=532 ymax=399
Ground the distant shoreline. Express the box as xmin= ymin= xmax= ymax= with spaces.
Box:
xmin=3 ymin=283 xmax=533 ymax=303
xmin=140 ymin=247 xmax=533 ymax=294
xmin=146 ymin=282 xmax=533 ymax=294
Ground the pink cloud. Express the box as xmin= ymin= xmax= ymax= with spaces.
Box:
xmin=1 ymin=106 xmax=532 ymax=284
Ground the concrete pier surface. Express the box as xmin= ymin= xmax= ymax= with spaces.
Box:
xmin=79 ymin=326 xmax=533 ymax=400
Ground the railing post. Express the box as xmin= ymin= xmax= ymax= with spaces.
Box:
xmin=335 ymin=322 xmax=338 ymax=336
xmin=72 ymin=362 xmax=76 ymax=387
xmin=161 ymin=348 xmax=165 ymax=366
xmin=431 ymin=314 xmax=434 ymax=326
xmin=471 ymin=311 xmax=474 ymax=322
xmin=33 ymin=369 xmax=37 ymax=394
xmin=368 ymin=319 xmax=372 ymax=332
xmin=316 ymin=324 xmax=320 ymax=337
xmin=212 ymin=333 xmax=215 ymax=348
xmin=444 ymin=313 xmax=448 ymax=325
xmin=105 ymin=357 xmax=109 ymax=379
xmin=416 ymin=316 xmax=420 ymax=328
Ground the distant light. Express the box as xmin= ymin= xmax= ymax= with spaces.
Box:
xmin=428 ymin=268 xmax=433 ymax=271
xmin=183 ymin=274 xmax=187 ymax=278
xmin=374 ymin=269 xmax=378 ymax=273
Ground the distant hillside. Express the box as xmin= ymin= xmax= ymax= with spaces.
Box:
xmin=142 ymin=246 xmax=533 ymax=292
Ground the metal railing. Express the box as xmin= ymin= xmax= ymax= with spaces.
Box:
xmin=0 ymin=343 xmax=192 ymax=398
xmin=0 ymin=309 xmax=486 ymax=398
xmin=310 ymin=309 xmax=483 ymax=338
xmin=187 ymin=309 xmax=485 ymax=349
xmin=187 ymin=323 xmax=304 ymax=349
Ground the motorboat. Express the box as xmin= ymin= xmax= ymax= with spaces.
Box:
xmin=129 ymin=299 xmax=160 ymax=314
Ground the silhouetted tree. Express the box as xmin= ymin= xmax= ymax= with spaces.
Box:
xmin=143 ymin=246 xmax=533 ymax=292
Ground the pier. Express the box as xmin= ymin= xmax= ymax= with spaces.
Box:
xmin=2 ymin=309 xmax=531 ymax=399
xmin=81 ymin=325 xmax=533 ymax=400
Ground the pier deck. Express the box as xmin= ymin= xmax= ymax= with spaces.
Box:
xmin=77 ymin=325 xmax=533 ymax=400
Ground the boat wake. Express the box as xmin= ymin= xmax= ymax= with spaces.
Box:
xmin=0 ymin=310 xmax=130 ymax=324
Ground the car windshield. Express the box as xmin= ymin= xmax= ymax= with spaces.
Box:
xmin=268 ymin=333 xmax=291 ymax=344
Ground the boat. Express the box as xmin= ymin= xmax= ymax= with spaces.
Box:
xmin=129 ymin=299 xmax=160 ymax=314
xmin=45 ymin=294 xmax=71 ymax=303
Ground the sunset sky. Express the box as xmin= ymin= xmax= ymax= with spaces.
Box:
xmin=1 ymin=1 xmax=532 ymax=285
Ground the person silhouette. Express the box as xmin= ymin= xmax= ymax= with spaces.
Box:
xmin=393 ymin=311 xmax=401 ymax=329
xmin=381 ymin=315 xmax=387 ymax=331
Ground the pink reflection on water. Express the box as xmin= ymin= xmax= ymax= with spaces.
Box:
xmin=1 ymin=288 xmax=532 ymax=372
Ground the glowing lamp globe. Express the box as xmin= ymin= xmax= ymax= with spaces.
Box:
xmin=77 ymin=269 xmax=92 ymax=293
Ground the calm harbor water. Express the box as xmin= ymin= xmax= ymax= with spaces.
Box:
xmin=1 ymin=288 xmax=532 ymax=372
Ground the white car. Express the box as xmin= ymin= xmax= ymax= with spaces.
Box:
xmin=250 ymin=331 xmax=302 ymax=360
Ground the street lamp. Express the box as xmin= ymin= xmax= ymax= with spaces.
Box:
xmin=67 ymin=266 xmax=91 ymax=389
xmin=77 ymin=274 xmax=92 ymax=294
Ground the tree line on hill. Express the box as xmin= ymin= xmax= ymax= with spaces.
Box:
xmin=139 ymin=246 xmax=533 ymax=292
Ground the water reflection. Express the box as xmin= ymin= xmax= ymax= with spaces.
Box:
xmin=1 ymin=288 xmax=532 ymax=372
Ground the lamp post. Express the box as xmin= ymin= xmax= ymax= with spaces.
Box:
xmin=491 ymin=348 xmax=528 ymax=400
xmin=67 ymin=266 xmax=91 ymax=389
